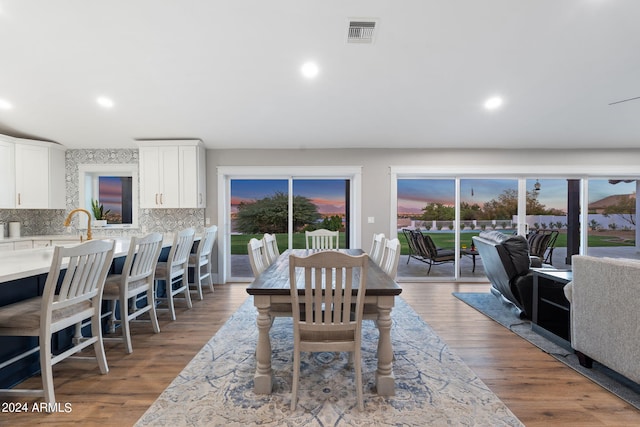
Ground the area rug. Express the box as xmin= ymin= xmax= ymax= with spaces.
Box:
xmin=453 ymin=292 xmax=640 ymax=411
xmin=135 ymin=297 xmax=522 ymax=426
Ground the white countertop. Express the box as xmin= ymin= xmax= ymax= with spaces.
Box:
xmin=0 ymin=234 xmax=105 ymax=244
xmin=0 ymin=236 xmax=178 ymax=284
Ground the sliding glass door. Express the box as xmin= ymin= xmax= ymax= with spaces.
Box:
xmin=220 ymin=167 xmax=361 ymax=282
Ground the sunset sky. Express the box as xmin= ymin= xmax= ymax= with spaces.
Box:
xmin=231 ymin=179 xmax=346 ymax=214
xmin=397 ymin=179 xmax=636 ymax=214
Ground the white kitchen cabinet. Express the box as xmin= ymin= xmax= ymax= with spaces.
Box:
xmin=178 ymin=144 xmax=206 ymax=208
xmin=0 ymin=135 xmax=66 ymax=209
xmin=0 ymin=138 xmax=15 ymax=208
xmin=138 ymin=140 xmax=206 ymax=208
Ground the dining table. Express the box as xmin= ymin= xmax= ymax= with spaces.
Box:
xmin=245 ymin=248 xmax=403 ymax=396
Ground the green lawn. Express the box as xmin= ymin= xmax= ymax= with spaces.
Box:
xmin=230 ymin=231 xmax=635 ymax=255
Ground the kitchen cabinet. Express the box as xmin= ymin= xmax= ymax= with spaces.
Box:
xmin=138 ymin=140 xmax=206 ymax=208
xmin=0 ymin=134 xmax=66 ymax=209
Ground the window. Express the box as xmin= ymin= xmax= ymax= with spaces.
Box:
xmin=78 ymin=164 xmax=138 ymax=229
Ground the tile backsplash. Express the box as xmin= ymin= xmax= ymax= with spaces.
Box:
xmin=0 ymin=148 xmax=205 ymax=238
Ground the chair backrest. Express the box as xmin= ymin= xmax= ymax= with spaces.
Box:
xmin=196 ymin=225 xmax=218 ymax=262
xmin=379 ymin=238 xmax=401 ymax=279
xmin=248 ymin=238 xmax=269 ymax=277
xmin=418 ymin=233 xmax=438 ymax=258
xmin=369 ymin=233 xmax=386 ymax=266
xmin=289 ymin=251 xmax=367 ymax=334
xmin=402 ymin=229 xmax=420 ymax=256
xmin=122 ymin=233 xmax=164 ymax=286
xmin=305 ymin=229 xmax=339 ymax=250
xmin=42 ymin=239 xmax=115 ymax=328
xmin=167 ymin=228 xmax=196 ymax=276
xmin=263 ymin=233 xmax=280 ymax=265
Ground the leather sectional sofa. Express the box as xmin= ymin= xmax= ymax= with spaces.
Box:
xmin=472 ymin=230 xmax=549 ymax=319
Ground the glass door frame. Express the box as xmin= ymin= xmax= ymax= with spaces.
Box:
xmin=217 ymin=166 xmax=362 ymax=283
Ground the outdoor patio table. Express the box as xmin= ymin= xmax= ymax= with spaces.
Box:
xmin=246 ymin=248 xmax=402 ymax=396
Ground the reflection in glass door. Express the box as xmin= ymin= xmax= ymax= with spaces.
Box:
xmin=587 ymin=179 xmax=637 ymax=259
xmin=230 ymin=179 xmax=288 ymax=277
xmin=292 ymin=179 xmax=349 ymax=249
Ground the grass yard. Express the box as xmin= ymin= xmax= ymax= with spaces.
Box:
xmin=230 ymin=230 xmax=635 ymax=255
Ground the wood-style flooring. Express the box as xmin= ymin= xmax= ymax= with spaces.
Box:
xmin=1 ymin=282 xmax=638 ymax=426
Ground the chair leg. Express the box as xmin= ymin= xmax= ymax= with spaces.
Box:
xmin=148 ymin=288 xmax=161 ymax=334
xmin=354 ymin=347 xmax=364 ymax=411
xmin=183 ymin=276 xmax=193 ymax=309
xmin=39 ymin=333 xmax=55 ymax=408
xmin=291 ymin=349 xmax=300 ymax=411
xmin=167 ymin=279 xmax=177 ymax=321
xmin=91 ymin=311 xmax=109 ymax=375
xmin=206 ymin=264 xmax=214 ymax=293
xmin=120 ymin=296 xmax=133 ymax=354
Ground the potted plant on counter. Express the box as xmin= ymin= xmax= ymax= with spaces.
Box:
xmin=91 ymin=199 xmax=110 ymax=227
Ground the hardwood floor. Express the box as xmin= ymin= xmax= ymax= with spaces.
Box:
xmin=1 ymin=282 xmax=638 ymax=426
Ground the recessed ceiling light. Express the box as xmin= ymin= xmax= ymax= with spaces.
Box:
xmin=0 ymin=99 xmax=13 ymax=110
xmin=96 ymin=96 xmax=114 ymax=108
xmin=301 ymin=61 xmax=319 ymax=79
xmin=484 ymin=96 xmax=504 ymax=110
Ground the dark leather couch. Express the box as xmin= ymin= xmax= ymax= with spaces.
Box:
xmin=472 ymin=230 xmax=546 ymax=319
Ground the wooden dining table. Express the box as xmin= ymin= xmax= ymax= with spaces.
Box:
xmin=245 ymin=248 xmax=403 ymax=396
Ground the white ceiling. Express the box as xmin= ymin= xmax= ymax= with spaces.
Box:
xmin=1 ymin=1 xmax=639 ymax=150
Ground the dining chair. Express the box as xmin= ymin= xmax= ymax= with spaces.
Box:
xmin=0 ymin=239 xmax=115 ymax=407
xmin=188 ymin=225 xmax=218 ymax=300
xmin=154 ymin=228 xmax=196 ymax=321
xmin=248 ymin=238 xmax=269 ymax=277
xmin=368 ymin=233 xmax=386 ymax=266
xmin=379 ymin=238 xmax=401 ymax=279
xmin=288 ymin=251 xmax=368 ymax=411
xmin=102 ymin=233 xmax=163 ymax=353
xmin=305 ymin=228 xmax=339 ymax=250
xmin=263 ymin=233 xmax=280 ymax=265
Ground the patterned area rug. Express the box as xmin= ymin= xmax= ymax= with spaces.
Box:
xmin=453 ymin=292 xmax=640 ymax=411
xmin=135 ymin=297 xmax=522 ymax=426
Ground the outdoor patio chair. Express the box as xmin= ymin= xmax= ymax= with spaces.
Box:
xmin=527 ymin=229 xmax=559 ymax=265
xmin=402 ymin=229 xmax=456 ymax=274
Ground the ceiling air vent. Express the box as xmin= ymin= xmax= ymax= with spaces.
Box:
xmin=347 ymin=20 xmax=376 ymax=44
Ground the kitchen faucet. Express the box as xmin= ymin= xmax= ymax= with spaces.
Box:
xmin=63 ymin=208 xmax=92 ymax=241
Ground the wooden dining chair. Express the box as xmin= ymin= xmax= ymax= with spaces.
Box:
xmin=263 ymin=233 xmax=280 ymax=265
xmin=102 ymin=233 xmax=163 ymax=353
xmin=288 ymin=251 xmax=368 ymax=411
xmin=0 ymin=239 xmax=115 ymax=408
xmin=379 ymin=238 xmax=401 ymax=279
xmin=305 ymin=229 xmax=339 ymax=250
xmin=368 ymin=233 xmax=386 ymax=266
xmin=188 ymin=225 xmax=218 ymax=300
xmin=248 ymin=238 xmax=269 ymax=277
xmin=154 ymin=228 xmax=196 ymax=321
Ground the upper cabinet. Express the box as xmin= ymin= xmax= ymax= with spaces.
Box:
xmin=138 ymin=139 xmax=206 ymax=209
xmin=0 ymin=135 xmax=66 ymax=209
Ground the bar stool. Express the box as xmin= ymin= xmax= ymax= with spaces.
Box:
xmin=102 ymin=233 xmax=164 ymax=353
xmin=0 ymin=240 xmax=115 ymax=407
xmin=188 ymin=225 xmax=217 ymax=300
xmin=154 ymin=228 xmax=196 ymax=321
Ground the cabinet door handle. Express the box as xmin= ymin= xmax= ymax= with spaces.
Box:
xmin=155 ymin=193 xmax=159 ymax=205
xmin=160 ymin=193 xmax=163 ymax=205
xmin=17 ymin=193 xmax=21 ymax=205
xmin=199 ymin=193 xmax=202 ymax=205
